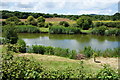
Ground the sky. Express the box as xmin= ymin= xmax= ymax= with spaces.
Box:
xmin=0 ymin=0 xmax=120 ymax=15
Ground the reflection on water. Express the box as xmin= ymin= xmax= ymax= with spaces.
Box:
xmin=18 ymin=33 xmax=120 ymax=51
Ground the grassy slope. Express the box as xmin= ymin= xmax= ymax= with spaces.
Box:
xmin=17 ymin=53 xmax=118 ymax=73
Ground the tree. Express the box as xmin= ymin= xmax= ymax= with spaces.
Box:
xmin=112 ymin=13 xmax=120 ymax=21
xmin=27 ymin=16 xmax=37 ymax=26
xmin=6 ymin=16 xmax=20 ymax=25
xmin=3 ymin=24 xmax=18 ymax=44
xmin=17 ymin=39 xmax=26 ymax=53
xmin=77 ymin=16 xmax=93 ymax=30
xmin=59 ymin=21 xmax=69 ymax=27
xmin=37 ymin=16 xmax=45 ymax=27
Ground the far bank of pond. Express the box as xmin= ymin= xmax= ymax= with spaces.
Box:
xmin=18 ymin=33 xmax=120 ymax=51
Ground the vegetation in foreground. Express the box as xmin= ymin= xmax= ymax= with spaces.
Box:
xmin=1 ymin=46 xmax=119 ymax=79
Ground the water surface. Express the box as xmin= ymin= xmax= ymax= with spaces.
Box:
xmin=18 ymin=33 xmax=120 ymax=51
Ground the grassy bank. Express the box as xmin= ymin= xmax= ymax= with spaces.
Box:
xmin=18 ymin=53 xmax=118 ymax=72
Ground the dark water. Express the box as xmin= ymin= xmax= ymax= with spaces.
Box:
xmin=18 ymin=33 xmax=120 ymax=51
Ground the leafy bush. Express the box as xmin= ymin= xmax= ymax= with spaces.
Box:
xmin=94 ymin=22 xmax=104 ymax=27
xmin=92 ymin=26 xmax=108 ymax=35
xmin=16 ymin=25 xmax=40 ymax=33
xmin=49 ymin=25 xmax=80 ymax=34
xmin=96 ymin=64 xmax=119 ymax=80
xmin=2 ymin=25 xmax=18 ymax=44
xmin=77 ymin=16 xmax=93 ymax=30
xmin=37 ymin=16 xmax=45 ymax=27
xmin=59 ymin=21 xmax=69 ymax=27
xmin=17 ymin=39 xmax=26 ymax=53
xmin=6 ymin=16 xmax=21 ymax=25
xmin=2 ymin=52 xmax=43 ymax=79
xmin=27 ymin=16 xmax=37 ymax=26
xmin=45 ymin=22 xmax=53 ymax=28
xmin=94 ymin=22 xmax=120 ymax=28
xmin=105 ymin=28 xmax=120 ymax=36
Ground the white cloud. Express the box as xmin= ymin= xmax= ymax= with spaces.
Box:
xmin=0 ymin=0 xmax=119 ymax=15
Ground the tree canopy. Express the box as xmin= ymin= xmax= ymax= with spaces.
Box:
xmin=77 ymin=16 xmax=93 ymax=30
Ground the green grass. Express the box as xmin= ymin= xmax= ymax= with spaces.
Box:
xmin=39 ymin=27 xmax=49 ymax=33
xmin=17 ymin=53 xmax=108 ymax=73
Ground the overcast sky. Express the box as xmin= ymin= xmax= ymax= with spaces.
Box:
xmin=0 ymin=0 xmax=119 ymax=15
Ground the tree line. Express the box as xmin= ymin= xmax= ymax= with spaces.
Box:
xmin=1 ymin=10 xmax=120 ymax=20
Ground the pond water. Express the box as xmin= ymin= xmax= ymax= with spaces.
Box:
xmin=18 ymin=33 xmax=120 ymax=51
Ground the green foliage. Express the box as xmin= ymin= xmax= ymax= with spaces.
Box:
xmin=1 ymin=21 xmax=7 ymax=26
xmin=45 ymin=22 xmax=53 ymax=28
xmin=6 ymin=16 xmax=20 ymax=25
xmin=18 ymin=22 xmax=25 ymax=25
xmin=112 ymin=13 xmax=120 ymax=21
xmin=17 ymin=39 xmax=26 ymax=53
xmin=94 ymin=22 xmax=104 ymax=27
xmin=102 ymin=48 xmax=120 ymax=57
xmin=96 ymin=64 xmax=119 ymax=80
xmin=27 ymin=45 xmax=77 ymax=59
xmin=77 ymin=16 xmax=93 ymax=30
xmin=92 ymin=26 xmax=108 ymax=35
xmin=83 ymin=46 xmax=93 ymax=58
xmin=2 ymin=25 xmax=18 ymax=44
xmin=32 ymin=45 xmax=45 ymax=55
xmin=2 ymin=52 xmax=43 ymax=79
xmin=2 ymin=10 xmax=114 ymax=21
xmin=105 ymin=28 xmax=120 ymax=36
xmin=59 ymin=21 xmax=69 ymax=27
xmin=49 ymin=25 xmax=80 ymax=34
xmin=94 ymin=22 xmax=120 ymax=28
xmin=37 ymin=16 xmax=45 ymax=27
xmin=16 ymin=25 xmax=40 ymax=33
xmin=27 ymin=16 xmax=37 ymax=26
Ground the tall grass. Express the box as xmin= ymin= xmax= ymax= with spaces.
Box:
xmin=27 ymin=45 xmax=77 ymax=59
xmin=49 ymin=25 xmax=81 ymax=34
xmin=16 ymin=25 xmax=40 ymax=33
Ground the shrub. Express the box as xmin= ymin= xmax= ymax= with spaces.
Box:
xmin=16 ymin=25 xmax=40 ymax=33
xmin=59 ymin=21 xmax=69 ymax=27
xmin=18 ymin=22 xmax=25 ymax=25
xmin=2 ymin=25 xmax=18 ymax=44
xmin=37 ymin=16 xmax=45 ymax=27
xmin=17 ymin=39 xmax=26 ymax=53
xmin=6 ymin=16 xmax=21 ymax=25
xmin=77 ymin=16 xmax=93 ymax=30
xmin=45 ymin=22 xmax=53 ymax=28
xmin=94 ymin=22 xmax=104 ymax=27
xmin=2 ymin=52 xmax=43 ymax=79
xmin=92 ymin=26 xmax=108 ymax=35
xmin=94 ymin=22 xmax=120 ymax=28
xmin=27 ymin=16 xmax=37 ymax=26
xmin=96 ymin=64 xmax=119 ymax=80
xmin=105 ymin=28 xmax=120 ymax=36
